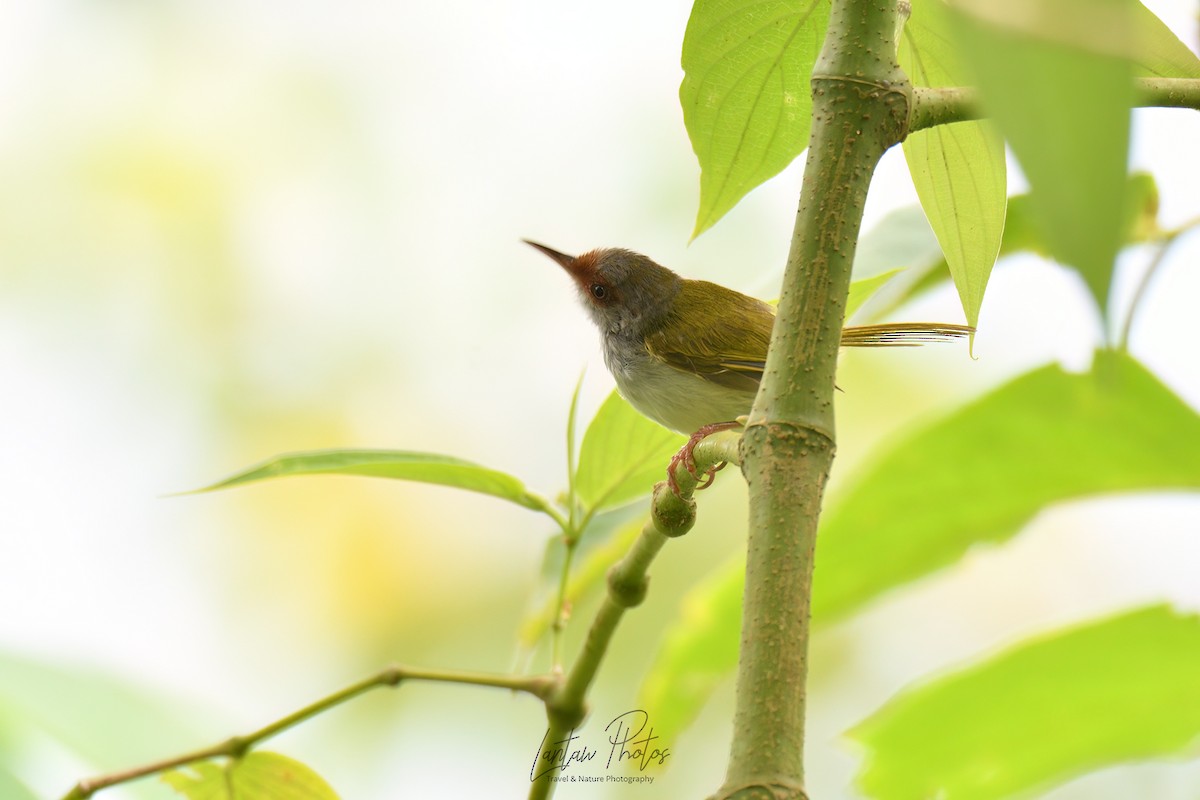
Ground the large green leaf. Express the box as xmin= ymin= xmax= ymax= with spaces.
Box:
xmin=192 ymin=449 xmax=549 ymax=512
xmin=816 ymin=350 xmax=1200 ymax=620
xmin=639 ymin=352 xmax=1200 ymax=736
xmin=947 ymin=0 xmax=1135 ymax=321
xmin=163 ymin=752 xmax=339 ymax=800
xmin=574 ymin=391 xmax=685 ymax=512
xmin=851 ymin=605 xmax=1200 ymax=800
xmin=901 ymin=0 xmax=1006 ymax=331
xmin=680 ymin=0 xmax=830 ymax=237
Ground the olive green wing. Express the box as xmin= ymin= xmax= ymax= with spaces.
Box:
xmin=643 ymin=281 xmax=774 ymax=392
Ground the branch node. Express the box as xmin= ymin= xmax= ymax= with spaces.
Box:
xmin=606 ymin=563 xmax=650 ymax=608
xmin=651 ymin=481 xmax=697 ymax=537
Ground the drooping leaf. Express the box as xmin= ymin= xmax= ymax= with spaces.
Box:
xmin=901 ymin=0 xmax=1006 ymax=331
xmin=853 ymin=173 xmax=1162 ymax=323
xmin=851 ymin=605 xmax=1200 ymax=800
xmin=639 ymin=562 xmax=743 ymax=741
xmin=191 ymin=449 xmax=550 ymax=512
xmin=947 ymin=0 xmax=1135 ymax=322
xmin=1128 ymin=0 xmax=1200 ymax=78
xmin=163 ymin=752 xmax=339 ymax=800
xmin=574 ymin=392 xmax=685 ymax=512
xmin=637 ymin=353 xmax=1200 ymax=736
xmin=815 ymin=350 xmax=1200 ymax=621
xmin=681 ymin=0 xmax=830 ymax=237
xmin=0 ymin=650 xmax=207 ymax=768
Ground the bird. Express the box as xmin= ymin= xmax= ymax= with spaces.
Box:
xmin=525 ymin=240 xmax=972 ymax=491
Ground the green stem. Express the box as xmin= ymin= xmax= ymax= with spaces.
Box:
xmin=62 ymin=665 xmax=558 ymax=800
xmin=1118 ymin=217 xmax=1200 ymax=350
xmin=716 ymin=1 xmax=909 ymax=798
xmin=528 ymin=435 xmax=741 ymax=800
xmin=911 ymin=77 xmax=1200 ymax=132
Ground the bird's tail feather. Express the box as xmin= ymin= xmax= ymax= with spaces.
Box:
xmin=840 ymin=322 xmax=974 ymax=347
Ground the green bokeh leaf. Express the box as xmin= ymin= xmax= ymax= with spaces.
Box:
xmin=638 ymin=352 xmax=1200 ymax=736
xmin=901 ymin=0 xmax=1006 ymax=330
xmin=193 ymin=449 xmax=547 ymax=511
xmin=947 ymin=0 xmax=1135 ymax=321
xmin=680 ymin=0 xmax=830 ymax=237
xmin=520 ymin=516 xmax=645 ymax=648
xmin=852 ymin=173 xmax=1161 ymax=324
xmin=163 ymin=752 xmax=339 ymax=800
xmin=816 ymin=350 xmax=1200 ymax=621
xmin=639 ymin=562 xmax=742 ymax=741
xmin=575 ymin=391 xmax=685 ymax=512
xmin=851 ymin=605 xmax=1200 ymax=800
xmin=845 ymin=270 xmax=903 ymax=321
xmin=0 ymin=650 xmax=207 ymax=768
xmin=0 ymin=766 xmax=38 ymax=800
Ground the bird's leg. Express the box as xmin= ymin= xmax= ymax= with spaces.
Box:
xmin=667 ymin=420 xmax=743 ymax=495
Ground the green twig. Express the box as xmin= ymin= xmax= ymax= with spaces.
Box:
xmin=1119 ymin=217 xmax=1200 ymax=350
xmin=528 ymin=434 xmax=742 ymax=800
xmin=61 ymin=665 xmax=558 ymax=800
xmin=911 ymin=78 xmax=1200 ymax=133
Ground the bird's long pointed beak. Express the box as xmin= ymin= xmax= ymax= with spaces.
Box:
xmin=523 ymin=239 xmax=579 ymax=273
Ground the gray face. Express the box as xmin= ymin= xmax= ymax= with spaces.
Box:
xmin=572 ymin=249 xmax=682 ymax=338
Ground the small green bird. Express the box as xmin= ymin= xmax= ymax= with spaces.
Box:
xmin=526 ymin=240 xmax=971 ymax=487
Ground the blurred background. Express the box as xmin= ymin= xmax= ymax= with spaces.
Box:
xmin=1 ymin=1 xmax=1198 ymax=798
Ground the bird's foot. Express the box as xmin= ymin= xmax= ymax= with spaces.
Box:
xmin=667 ymin=420 xmax=743 ymax=496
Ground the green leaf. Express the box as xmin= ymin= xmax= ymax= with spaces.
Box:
xmin=0 ymin=650 xmax=207 ymax=767
xmin=639 ymin=562 xmax=742 ymax=741
xmin=851 ymin=605 xmax=1200 ymax=800
xmin=0 ymin=766 xmax=38 ymax=800
xmin=852 ymin=205 xmax=943 ymax=280
xmin=163 ymin=752 xmax=339 ymax=800
xmin=574 ymin=392 xmax=685 ymax=512
xmin=638 ymin=353 xmax=1200 ymax=735
xmin=815 ymin=350 xmax=1200 ymax=621
xmin=1129 ymin=0 xmax=1200 ymax=78
xmin=947 ymin=1 xmax=1135 ymax=321
xmin=680 ymin=0 xmax=830 ymax=237
xmin=192 ymin=449 xmax=548 ymax=511
xmin=901 ymin=0 xmax=1006 ymax=330
xmin=878 ymin=173 xmax=1166 ymax=321
xmin=845 ymin=270 xmax=903 ymax=321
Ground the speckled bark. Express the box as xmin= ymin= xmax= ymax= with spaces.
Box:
xmin=715 ymin=2 xmax=910 ymax=798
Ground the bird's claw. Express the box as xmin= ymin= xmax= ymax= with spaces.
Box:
xmin=667 ymin=422 xmax=740 ymax=497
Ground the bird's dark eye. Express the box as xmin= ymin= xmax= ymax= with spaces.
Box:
xmin=590 ymin=283 xmax=607 ymax=300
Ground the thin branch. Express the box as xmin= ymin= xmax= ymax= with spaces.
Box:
xmin=528 ymin=433 xmax=742 ymax=800
xmin=1119 ymin=217 xmax=1200 ymax=350
xmin=62 ymin=665 xmax=558 ymax=800
xmin=911 ymin=77 xmax=1200 ymax=133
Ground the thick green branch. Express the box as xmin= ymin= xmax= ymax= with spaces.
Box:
xmin=717 ymin=1 xmax=909 ymax=798
xmin=911 ymin=77 xmax=1200 ymax=132
xmin=62 ymin=665 xmax=558 ymax=800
